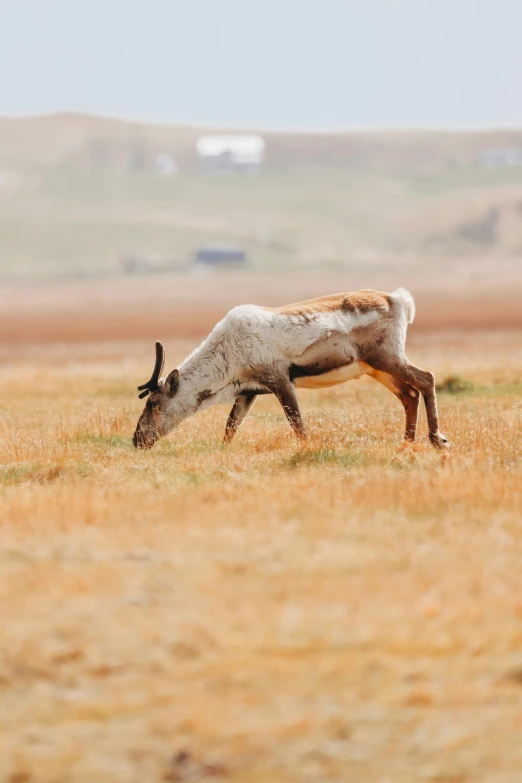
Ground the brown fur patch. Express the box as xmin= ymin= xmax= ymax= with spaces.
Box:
xmin=289 ymin=356 xmax=354 ymax=381
xmin=197 ymin=389 xmax=212 ymax=405
xmin=342 ymin=290 xmax=391 ymax=313
xmin=272 ymin=290 xmax=390 ymax=317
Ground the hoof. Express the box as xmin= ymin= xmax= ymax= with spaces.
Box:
xmin=430 ymin=432 xmax=450 ymax=451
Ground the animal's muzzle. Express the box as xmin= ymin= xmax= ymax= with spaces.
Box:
xmin=133 ymin=429 xmax=155 ymax=450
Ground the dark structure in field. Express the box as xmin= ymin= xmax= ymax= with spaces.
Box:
xmin=193 ymin=245 xmax=247 ymax=267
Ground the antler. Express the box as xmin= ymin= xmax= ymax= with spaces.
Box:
xmin=137 ymin=341 xmax=165 ymax=398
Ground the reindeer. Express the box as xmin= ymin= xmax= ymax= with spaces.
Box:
xmin=133 ymin=288 xmax=448 ymax=451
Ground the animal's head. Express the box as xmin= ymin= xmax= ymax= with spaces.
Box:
xmin=133 ymin=342 xmax=180 ymax=449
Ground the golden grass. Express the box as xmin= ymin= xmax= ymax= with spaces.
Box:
xmin=0 ymin=332 xmax=521 ymax=782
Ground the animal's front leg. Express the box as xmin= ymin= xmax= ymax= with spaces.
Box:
xmin=223 ymin=394 xmax=257 ymax=443
xmin=263 ymin=378 xmax=306 ymax=441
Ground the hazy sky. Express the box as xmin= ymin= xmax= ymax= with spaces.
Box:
xmin=1 ymin=0 xmax=521 ymax=128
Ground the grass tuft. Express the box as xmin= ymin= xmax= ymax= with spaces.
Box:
xmin=282 ymin=447 xmax=365 ymax=470
xmin=436 ymin=374 xmax=475 ymax=394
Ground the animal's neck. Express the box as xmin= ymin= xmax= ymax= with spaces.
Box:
xmin=162 ymin=335 xmax=234 ymax=431
xmin=179 ymin=331 xmax=229 ymax=392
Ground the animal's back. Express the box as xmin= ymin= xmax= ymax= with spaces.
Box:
xmin=274 ymin=289 xmax=391 ymax=317
xmin=265 ymin=290 xmax=394 ymax=361
xmin=215 ymin=288 xmax=415 ymax=373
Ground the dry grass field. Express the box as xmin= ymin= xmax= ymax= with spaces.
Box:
xmin=1 ymin=323 xmax=521 ymax=783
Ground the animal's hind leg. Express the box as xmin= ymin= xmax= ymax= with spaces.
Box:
xmin=224 ymin=394 xmax=257 ymax=444
xmin=369 ymin=370 xmax=420 ymax=442
xmin=369 ymin=358 xmax=448 ymax=450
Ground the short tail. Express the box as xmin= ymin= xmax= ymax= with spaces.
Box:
xmin=390 ymin=287 xmax=415 ymax=324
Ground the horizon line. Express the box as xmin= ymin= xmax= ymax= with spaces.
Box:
xmin=2 ymin=110 xmax=522 ymax=134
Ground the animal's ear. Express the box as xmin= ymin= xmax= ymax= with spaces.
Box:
xmin=165 ymin=368 xmax=180 ymax=395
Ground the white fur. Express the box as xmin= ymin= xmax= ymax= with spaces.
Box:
xmin=390 ymin=287 xmax=415 ymax=324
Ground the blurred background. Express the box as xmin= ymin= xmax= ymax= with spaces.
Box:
xmin=1 ymin=0 xmax=522 ymax=343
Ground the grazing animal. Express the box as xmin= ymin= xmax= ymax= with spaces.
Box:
xmin=133 ymin=288 xmax=448 ymax=451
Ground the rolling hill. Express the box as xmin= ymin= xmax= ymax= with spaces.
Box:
xmin=1 ymin=114 xmax=522 ymax=281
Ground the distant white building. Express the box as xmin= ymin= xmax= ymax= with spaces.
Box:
xmin=196 ymin=135 xmax=265 ymax=172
